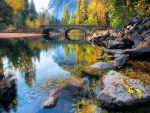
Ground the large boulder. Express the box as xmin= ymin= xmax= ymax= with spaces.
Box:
xmin=114 ymin=54 xmax=129 ymax=67
xmin=107 ymin=40 xmax=126 ymax=49
xmin=97 ymin=70 xmax=150 ymax=109
xmin=144 ymin=36 xmax=150 ymax=42
xmin=131 ymin=34 xmax=143 ymax=48
xmin=90 ymin=62 xmax=114 ymax=70
xmin=104 ymin=49 xmax=123 ymax=54
xmin=122 ymin=46 xmax=150 ymax=58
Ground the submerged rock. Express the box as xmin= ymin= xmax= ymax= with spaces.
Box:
xmin=97 ymin=70 xmax=150 ymax=109
xmin=42 ymin=88 xmax=60 ymax=108
xmin=42 ymin=85 xmax=89 ymax=109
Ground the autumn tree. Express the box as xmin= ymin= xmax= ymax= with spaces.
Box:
xmin=5 ymin=0 xmax=24 ymax=28
xmin=0 ymin=0 xmax=13 ymax=29
xmin=136 ymin=0 xmax=150 ymax=17
xmin=76 ymin=0 xmax=81 ymax=24
xmin=62 ymin=6 xmax=69 ymax=24
xmin=34 ymin=18 xmax=41 ymax=28
xmin=76 ymin=0 xmax=88 ymax=24
xmin=69 ymin=12 xmax=76 ymax=24
xmin=84 ymin=0 xmax=97 ymax=25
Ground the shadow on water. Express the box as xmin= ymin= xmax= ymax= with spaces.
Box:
xmin=0 ymin=76 xmax=17 ymax=112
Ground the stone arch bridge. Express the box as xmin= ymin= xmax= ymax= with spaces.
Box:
xmin=40 ymin=25 xmax=106 ymax=35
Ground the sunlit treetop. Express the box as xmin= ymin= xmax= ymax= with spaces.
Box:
xmin=5 ymin=0 xmax=23 ymax=14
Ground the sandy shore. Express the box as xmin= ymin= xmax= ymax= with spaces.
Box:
xmin=0 ymin=33 xmax=45 ymax=38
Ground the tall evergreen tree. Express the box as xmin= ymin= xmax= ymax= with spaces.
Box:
xmin=23 ymin=0 xmax=29 ymax=17
xmin=0 ymin=0 xmax=13 ymax=27
xmin=29 ymin=0 xmax=37 ymax=20
xmin=62 ymin=6 xmax=69 ymax=24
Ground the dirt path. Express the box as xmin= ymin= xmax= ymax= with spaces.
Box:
xmin=0 ymin=33 xmax=45 ymax=38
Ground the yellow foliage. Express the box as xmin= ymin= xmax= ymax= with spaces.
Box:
xmin=25 ymin=19 xmax=35 ymax=28
xmin=5 ymin=0 xmax=23 ymax=15
xmin=81 ymin=105 xmax=99 ymax=113
xmin=34 ymin=18 xmax=41 ymax=28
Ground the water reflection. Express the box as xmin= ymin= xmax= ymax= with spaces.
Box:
xmin=0 ymin=36 xmax=103 ymax=113
xmin=0 ymin=36 xmax=150 ymax=113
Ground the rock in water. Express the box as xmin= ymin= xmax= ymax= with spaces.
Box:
xmin=97 ymin=70 xmax=150 ymax=109
xmin=90 ymin=62 xmax=114 ymax=70
xmin=42 ymin=88 xmax=60 ymax=108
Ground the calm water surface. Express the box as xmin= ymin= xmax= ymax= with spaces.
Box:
xmin=0 ymin=35 xmax=150 ymax=113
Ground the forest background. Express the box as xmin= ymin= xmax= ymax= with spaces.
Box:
xmin=0 ymin=0 xmax=150 ymax=31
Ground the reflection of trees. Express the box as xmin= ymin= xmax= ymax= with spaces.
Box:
xmin=0 ymin=38 xmax=42 ymax=112
xmin=0 ymin=76 xmax=17 ymax=112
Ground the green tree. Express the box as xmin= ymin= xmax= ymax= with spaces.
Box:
xmin=29 ymin=0 xmax=37 ymax=20
xmin=109 ymin=0 xmax=137 ymax=28
xmin=0 ymin=0 xmax=13 ymax=29
xmin=62 ymin=6 xmax=69 ymax=24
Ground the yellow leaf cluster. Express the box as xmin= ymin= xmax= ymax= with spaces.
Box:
xmin=25 ymin=19 xmax=35 ymax=28
xmin=5 ymin=0 xmax=23 ymax=15
xmin=34 ymin=18 xmax=41 ymax=28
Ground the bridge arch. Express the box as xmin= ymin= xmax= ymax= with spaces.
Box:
xmin=42 ymin=28 xmax=60 ymax=35
xmin=65 ymin=28 xmax=86 ymax=36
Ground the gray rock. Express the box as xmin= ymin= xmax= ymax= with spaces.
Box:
xmin=142 ymin=30 xmax=150 ymax=37
xmin=144 ymin=36 xmax=150 ymax=42
xmin=108 ymin=40 xmax=126 ymax=49
xmin=104 ymin=49 xmax=123 ymax=54
xmin=90 ymin=62 xmax=114 ymax=70
xmin=114 ymin=54 xmax=129 ymax=67
xmin=42 ymin=88 xmax=60 ymax=108
xmin=97 ymin=70 xmax=150 ymax=109
xmin=131 ymin=34 xmax=143 ymax=48
xmin=42 ymin=85 xmax=89 ymax=109
xmin=122 ymin=46 xmax=150 ymax=58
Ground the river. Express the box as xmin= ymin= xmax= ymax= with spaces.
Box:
xmin=0 ymin=35 xmax=150 ymax=113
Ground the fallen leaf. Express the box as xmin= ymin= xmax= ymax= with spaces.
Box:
xmin=112 ymin=81 xmax=117 ymax=86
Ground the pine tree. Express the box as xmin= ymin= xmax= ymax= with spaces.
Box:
xmin=62 ymin=6 xmax=69 ymax=24
xmin=29 ymin=0 xmax=37 ymax=20
xmin=23 ymin=0 xmax=29 ymax=17
xmin=0 ymin=0 xmax=13 ymax=26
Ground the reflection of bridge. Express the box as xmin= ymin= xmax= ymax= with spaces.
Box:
xmin=40 ymin=25 xmax=106 ymax=35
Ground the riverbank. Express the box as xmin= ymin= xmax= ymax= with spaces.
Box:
xmin=0 ymin=33 xmax=45 ymax=38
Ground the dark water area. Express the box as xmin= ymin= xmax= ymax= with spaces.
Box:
xmin=0 ymin=35 xmax=150 ymax=113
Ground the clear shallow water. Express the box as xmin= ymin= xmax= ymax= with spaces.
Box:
xmin=0 ymin=35 xmax=150 ymax=113
xmin=0 ymin=36 xmax=103 ymax=113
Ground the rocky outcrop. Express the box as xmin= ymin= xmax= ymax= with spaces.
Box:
xmin=89 ymin=16 xmax=150 ymax=69
xmin=122 ymin=46 xmax=150 ymax=58
xmin=91 ymin=51 xmax=129 ymax=70
xmin=89 ymin=15 xmax=150 ymax=50
xmin=97 ymin=70 xmax=150 ymax=109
